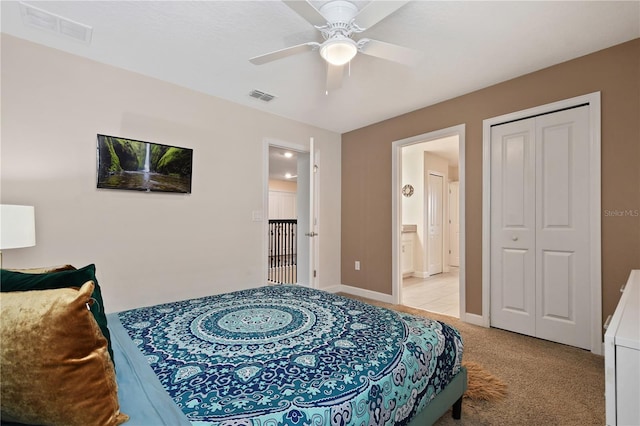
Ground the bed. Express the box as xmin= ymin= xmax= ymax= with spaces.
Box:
xmin=108 ymin=284 xmax=466 ymax=426
xmin=0 ymin=265 xmax=465 ymax=426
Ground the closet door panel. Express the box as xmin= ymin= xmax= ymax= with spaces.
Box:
xmin=535 ymin=106 xmax=591 ymax=349
xmin=490 ymin=119 xmax=536 ymax=336
xmin=540 ymin=127 xmax=571 ymax=227
xmin=501 ymin=248 xmax=530 ymax=313
xmin=540 ymin=250 xmax=573 ymax=320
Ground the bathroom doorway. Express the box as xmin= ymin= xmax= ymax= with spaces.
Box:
xmin=392 ymin=125 xmax=465 ymax=319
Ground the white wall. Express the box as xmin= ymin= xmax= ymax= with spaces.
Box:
xmin=401 ymin=144 xmax=425 ymax=273
xmin=0 ymin=35 xmax=341 ymax=312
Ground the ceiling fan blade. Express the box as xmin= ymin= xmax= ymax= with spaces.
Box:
xmin=359 ymin=39 xmax=422 ymax=66
xmin=354 ymin=1 xmax=409 ymax=30
xmin=250 ymin=42 xmax=319 ymax=65
xmin=283 ymin=0 xmax=327 ymax=27
xmin=326 ymin=63 xmax=344 ymax=91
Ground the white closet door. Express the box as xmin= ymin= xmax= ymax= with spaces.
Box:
xmin=490 ymin=105 xmax=591 ymax=349
xmin=535 ymin=106 xmax=590 ymax=349
xmin=490 ymin=118 xmax=537 ymax=336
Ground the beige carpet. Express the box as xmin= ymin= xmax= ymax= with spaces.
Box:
xmin=341 ymin=294 xmax=605 ymax=426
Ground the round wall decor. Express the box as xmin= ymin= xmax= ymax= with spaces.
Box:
xmin=402 ymin=184 xmax=414 ymax=197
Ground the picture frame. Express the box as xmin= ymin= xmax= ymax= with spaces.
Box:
xmin=96 ymin=134 xmax=193 ymax=194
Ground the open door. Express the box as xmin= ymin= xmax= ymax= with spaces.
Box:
xmin=266 ymin=139 xmax=318 ymax=287
xmin=306 ymin=137 xmax=318 ymax=288
xmin=290 ymin=138 xmax=318 ymax=288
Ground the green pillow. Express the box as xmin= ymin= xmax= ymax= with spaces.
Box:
xmin=0 ymin=264 xmax=114 ymax=366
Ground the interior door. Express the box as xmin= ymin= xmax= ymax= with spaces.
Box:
xmin=294 ymin=139 xmax=318 ymax=288
xmin=490 ymin=105 xmax=591 ymax=349
xmin=534 ymin=106 xmax=590 ymax=348
xmin=427 ymin=173 xmax=443 ymax=275
xmin=490 ymin=118 xmax=537 ymax=336
xmin=296 ymin=151 xmax=310 ymax=285
xmin=305 ymin=137 xmax=318 ymax=288
xmin=449 ymin=181 xmax=460 ymax=267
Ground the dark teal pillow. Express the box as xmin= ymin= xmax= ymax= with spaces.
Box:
xmin=0 ymin=264 xmax=114 ymax=366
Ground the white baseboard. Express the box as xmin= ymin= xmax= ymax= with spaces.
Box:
xmin=323 ymin=284 xmax=395 ymax=304
xmin=320 ymin=284 xmax=342 ymax=293
xmin=324 ymin=285 xmax=489 ymax=329
xmin=463 ymin=312 xmax=488 ymax=327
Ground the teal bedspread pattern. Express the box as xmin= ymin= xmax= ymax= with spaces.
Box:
xmin=117 ymin=285 xmax=463 ymax=425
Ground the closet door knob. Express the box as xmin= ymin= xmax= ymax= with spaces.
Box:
xmin=512 ymin=236 xmax=518 ymax=241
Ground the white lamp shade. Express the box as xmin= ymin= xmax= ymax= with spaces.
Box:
xmin=320 ymin=37 xmax=357 ymax=66
xmin=0 ymin=205 xmax=36 ymax=249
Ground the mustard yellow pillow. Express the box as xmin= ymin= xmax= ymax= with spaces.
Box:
xmin=0 ymin=264 xmax=115 ymax=367
xmin=0 ymin=281 xmax=128 ymax=426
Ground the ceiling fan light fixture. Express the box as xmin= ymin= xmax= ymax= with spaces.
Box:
xmin=320 ymin=37 xmax=357 ymax=66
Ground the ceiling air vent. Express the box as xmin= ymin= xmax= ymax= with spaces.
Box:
xmin=249 ymin=90 xmax=276 ymax=102
xmin=19 ymin=2 xmax=93 ymax=45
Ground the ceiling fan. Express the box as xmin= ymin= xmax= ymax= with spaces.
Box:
xmin=249 ymin=0 xmax=421 ymax=91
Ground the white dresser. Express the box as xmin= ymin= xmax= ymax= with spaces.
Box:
xmin=605 ymin=270 xmax=640 ymax=426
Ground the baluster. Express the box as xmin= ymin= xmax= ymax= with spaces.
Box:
xmin=267 ymin=220 xmax=298 ymax=284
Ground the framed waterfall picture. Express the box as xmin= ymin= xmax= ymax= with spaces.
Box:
xmin=96 ymin=134 xmax=193 ymax=194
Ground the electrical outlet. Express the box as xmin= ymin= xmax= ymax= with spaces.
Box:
xmin=355 ymin=261 xmax=360 ymax=271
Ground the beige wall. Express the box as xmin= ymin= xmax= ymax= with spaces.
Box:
xmin=449 ymin=166 xmax=459 ymax=182
xmin=1 ymin=35 xmax=342 ymax=312
xmin=342 ymin=39 xmax=640 ymax=323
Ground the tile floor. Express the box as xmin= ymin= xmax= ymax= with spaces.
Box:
xmin=401 ymin=267 xmax=459 ymax=317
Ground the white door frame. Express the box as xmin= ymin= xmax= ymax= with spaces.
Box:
xmin=392 ymin=124 xmax=466 ymax=320
xmin=448 ymin=181 xmax=460 ymax=267
xmin=263 ymin=138 xmax=319 ymax=289
xmin=482 ymin=92 xmax=602 ymax=354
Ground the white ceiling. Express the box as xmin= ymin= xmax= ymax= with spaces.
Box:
xmin=269 ymin=146 xmax=300 ymax=182
xmin=408 ymin=135 xmax=459 ymax=165
xmin=2 ymin=1 xmax=639 ymax=134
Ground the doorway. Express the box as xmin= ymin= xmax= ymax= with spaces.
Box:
xmin=264 ymin=139 xmax=318 ymax=288
xmin=392 ymin=125 xmax=466 ymax=319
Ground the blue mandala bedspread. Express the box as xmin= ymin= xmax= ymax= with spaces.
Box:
xmin=117 ymin=285 xmax=463 ymax=425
